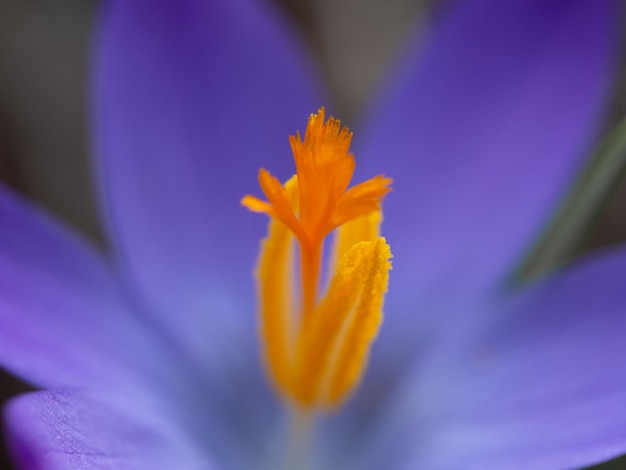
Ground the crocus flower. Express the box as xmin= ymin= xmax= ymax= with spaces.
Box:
xmin=1 ymin=0 xmax=626 ymax=468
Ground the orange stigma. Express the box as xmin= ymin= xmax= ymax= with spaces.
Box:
xmin=242 ymin=108 xmax=392 ymax=410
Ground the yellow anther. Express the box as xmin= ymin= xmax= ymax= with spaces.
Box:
xmin=295 ymin=236 xmax=392 ymax=409
xmin=242 ymin=108 xmax=392 ymax=411
xmin=253 ymin=176 xmax=299 ymax=392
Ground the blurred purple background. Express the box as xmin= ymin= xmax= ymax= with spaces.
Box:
xmin=1 ymin=0 xmax=626 ymax=468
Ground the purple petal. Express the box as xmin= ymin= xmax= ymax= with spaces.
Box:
xmin=0 ymin=184 xmax=158 ymax=389
xmin=4 ymin=390 xmax=215 ymax=470
xmin=357 ymin=0 xmax=620 ymax=307
xmin=0 ymin=185 xmax=279 ymax=451
xmin=398 ymin=247 xmax=626 ymax=469
xmin=93 ymin=0 xmax=323 ymax=355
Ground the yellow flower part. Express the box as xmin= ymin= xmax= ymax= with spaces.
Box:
xmin=241 ymin=108 xmax=392 ymax=411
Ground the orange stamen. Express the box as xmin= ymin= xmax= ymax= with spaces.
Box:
xmin=242 ymin=107 xmax=392 ymax=411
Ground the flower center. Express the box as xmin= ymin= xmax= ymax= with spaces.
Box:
xmin=242 ymin=108 xmax=392 ymax=411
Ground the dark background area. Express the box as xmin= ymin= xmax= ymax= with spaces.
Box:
xmin=1 ymin=0 xmax=626 ymax=468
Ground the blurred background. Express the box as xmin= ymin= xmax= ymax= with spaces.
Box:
xmin=1 ymin=0 xmax=626 ymax=468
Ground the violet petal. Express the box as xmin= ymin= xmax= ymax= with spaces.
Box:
xmin=357 ymin=0 xmax=620 ymax=320
xmin=5 ymin=390 xmax=216 ymax=470
xmin=93 ymin=0 xmax=323 ymax=357
xmin=400 ymin=247 xmax=626 ymax=469
xmin=0 ymin=184 xmax=157 ymax=390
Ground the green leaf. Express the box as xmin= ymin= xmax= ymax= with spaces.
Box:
xmin=516 ymin=116 xmax=626 ymax=280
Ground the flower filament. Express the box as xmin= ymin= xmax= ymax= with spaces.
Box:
xmin=242 ymin=108 xmax=392 ymax=411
